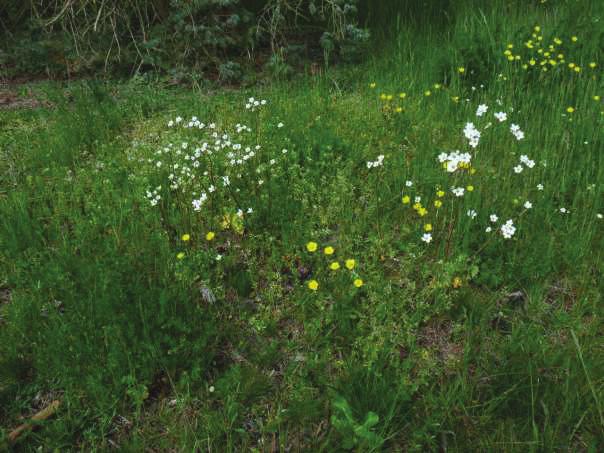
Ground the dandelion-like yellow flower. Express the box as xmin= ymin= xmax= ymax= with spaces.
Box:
xmin=353 ymin=279 xmax=364 ymax=288
xmin=380 ymin=93 xmax=387 ymax=100
xmin=434 ymin=83 xmax=441 ymax=90
xmin=458 ymin=67 xmax=465 ymax=73
xmin=529 ymin=59 xmax=536 ymax=66
xmin=345 ymin=259 xmax=356 ymax=270
xmin=395 ymin=107 xmax=403 ymax=113
xmin=534 ymin=25 xmax=541 ymax=32
xmin=424 ymin=90 xmax=432 ymax=96
xmin=306 ymin=241 xmax=318 ymax=252
xmin=177 ymin=252 xmax=185 ymax=260
xmin=434 ymin=200 xmax=442 ymax=208
xmin=369 ymin=82 xmax=377 ymax=88
xmin=399 ymin=92 xmax=407 ymax=98
xmin=566 ymin=106 xmax=575 ymax=113
xmin=402 ymin=195 xmax=411 ymax=204
xmin=589 ymin=62 xmax=597 ymax=69
xmin=467 ymin=185 xmax=474 ymax=192
xmin=206 ymin=231 xmax=215 ymax=241
xmin=437 ymin=190 xmax=445 ymax=198
xmin=424 ymin=224 xmax=432 ymax=232
xmin=507 ymin=55 xmax=515 ymax=62
xmin=308 ymin=280 xmax=319 ymax=291
xmin=418 ymin=207 xmax=428 ymax=217
xmin=574 ymin=66 xmax=581 ymax=73
xmin=181 ymin=234 xmax=190 ymax=242
xmin=330 ymin=261 xmax=340 ymax=271
xmin=324 ymin=246 xmax=335 ymax=255
xmin=452 ymin=277 xmax=462 ymax=289
xmin=594 ymin=95 xmax=601 ymax=101
xmin=451 ymin=96 xmax=460 ymax=103
xmin=571 ymin=36 xmax=578 ymax=42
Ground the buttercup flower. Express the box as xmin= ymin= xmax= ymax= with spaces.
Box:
xmin=181 ymin=234 xmax=190 ymax=241
xmin=330 ymin=261 xmax=341 ymax=271
xmin=308 ymin=280 xmax=319 ymax=291
xmin=324 ymin=246 xmax=335 ymax=255
xmin=306 ymin=241 xmax=318 ymax=252
xmin=206 ymin=231 xmax=215 ymax=241
xmin=353 ymin=279 xmax=364 ymax=288
xmin=345 ymin=259 xmax=356 ymax=270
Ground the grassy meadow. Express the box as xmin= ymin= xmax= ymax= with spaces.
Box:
xmin=1 ymin=0 xmax=604 ymax=450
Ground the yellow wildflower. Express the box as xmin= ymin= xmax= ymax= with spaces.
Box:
xmin=353 ymin=279 xmax=364 ymax=288
xmin=181 ymin=234 xmax=190 ymax=242
xmin=452 ymin=277 xmax=462 ymax=289
xmin=308 ymin=280 xmax=319 ymax=291
xmin=324 ymin=246 xmax=334 ymax=255
xmin=205 ymin=231 xmax=215 ymax=241
xmin=176 ymin=252 xmax=185 ymax=260
xmin=306 ymin=241 xmax=318 ymax=252
xmin=345 ymin=259 xmax=356 ymax=270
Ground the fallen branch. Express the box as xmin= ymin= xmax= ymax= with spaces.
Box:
xmin=8 ymin=400 xmax=60 ymax=444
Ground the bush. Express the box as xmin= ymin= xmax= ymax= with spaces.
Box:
xmin=0 ymin=0 xmax=370 ymax=80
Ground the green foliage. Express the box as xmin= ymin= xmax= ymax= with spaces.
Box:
xmin=0 ymin=0 xmax=370 ymax=80
xmin=1 ymin=0 xmax=604 ymax=450
xmin=331 ymin=396 xmax=384 ymax=450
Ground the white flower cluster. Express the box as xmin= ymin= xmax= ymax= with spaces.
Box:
xmin=145 ymin=186 xmax=162 ymax=206
xmin=494 ymin=111 xmax=507 ymax=122
xmin=451 ymin=186 xmax=465 ymax=197
xmin=245 ymin=97 xmax=267 ymax=112
xmin=463 ymin=122 xmax=481 ymax=148
xmin=510 ymin=123 xmax=525 ymax=140
xmin=513 ymin=154 xmax=535 ymax=173
xmin=476 ymin=104 xmax=488 ymax=117
xmin=367 ymin=154 xmax=385 ymax=169
xmin=437 ymin=150 xmax=472 ymax=172
xmin=139 ymin=99 xmax=287 ymax=214
xmin=500 ymin=219 xmax=516 ymax=239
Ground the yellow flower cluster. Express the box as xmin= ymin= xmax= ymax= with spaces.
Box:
xmin=504 ymin=26 xmax=597 ymax=75
xmin=305 ymin=242 xmax=364 ymax=290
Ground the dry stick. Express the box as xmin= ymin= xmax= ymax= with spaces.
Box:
xmin=8 ymin=400 xmax=60 ymax=444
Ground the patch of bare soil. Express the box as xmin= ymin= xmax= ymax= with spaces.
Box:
xmin=0 ymin=79 xmax=49 ymax=110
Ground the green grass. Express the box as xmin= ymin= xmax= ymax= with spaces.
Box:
xmin=1 ymin=0 xmax=604 ymax=450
